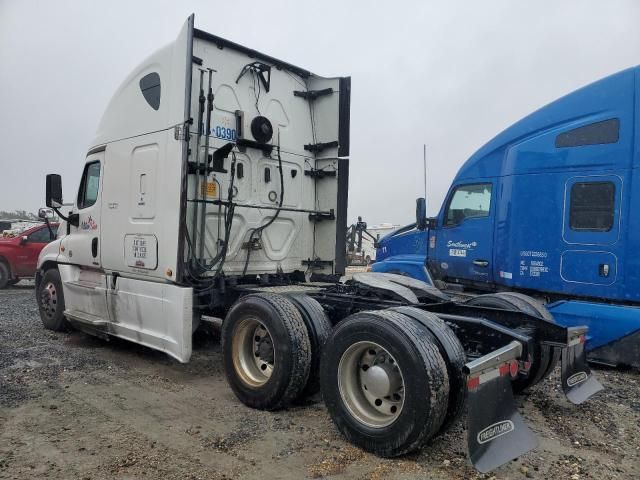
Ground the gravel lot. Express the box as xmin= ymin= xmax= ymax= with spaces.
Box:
xmin=1 ymin=284 xmax=639 ymax=480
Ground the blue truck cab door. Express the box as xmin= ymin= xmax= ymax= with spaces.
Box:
xmin=431 ymin=181 xmax=495 ymax=284
xmin=559 ymin=174 xmax=623 ymax=288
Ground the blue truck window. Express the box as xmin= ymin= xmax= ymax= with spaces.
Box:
xmin=445 ymin=183 xmax=492 ymax=226
xmin=555 ymin=118 xmax=619 ymax=148
xmin=569 ymin=182 xmax=615 ymax=232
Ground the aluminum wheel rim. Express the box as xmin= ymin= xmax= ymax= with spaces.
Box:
xmin=231 ymin=317 xmax=275 ymax=387
xmin=338 ymin=341 xmax=405 ymax=428
xmin=40 ymin=281 xmax=58 ymax=320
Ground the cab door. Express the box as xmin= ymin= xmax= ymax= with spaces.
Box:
xmin=58 ymin=153 xmax=110 ymax=324
xmin=560 ymin=175 xmax=622 ymax=290
xmin=434 ymin=182 xmax=495 ymax=283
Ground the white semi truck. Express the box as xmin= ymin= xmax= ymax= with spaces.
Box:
xmin=36 ymin=15 xmax=602 ymax=473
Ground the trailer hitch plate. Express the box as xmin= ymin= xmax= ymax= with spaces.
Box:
xmin=561 ymin=327 xmax=603 ymax=404
xmin=465 ymin=342 xmax=538 ymax=473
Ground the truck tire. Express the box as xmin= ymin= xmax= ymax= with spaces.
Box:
xmin=36 ymin=268 xmax=70 ymax=331
xmin=494 ymin=292 xmax=560 ymax=381
xmin=320 ymin=309 xmax=449 ymax=457
xmin=0 ymin=262 xmax=9 ymax=289
xmin=286 ymin=294 xmax=333 ymax=397
xmin=390 ymin=306 xmax=466 ymax=433
xmin=466 ymin=293 xmax=552 ymax=393
xmin=222 ymin=293 xmax=311 ymax=410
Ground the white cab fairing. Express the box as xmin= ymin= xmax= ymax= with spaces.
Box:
xmin=186 ymin=30 xmax=349 ymax=277
xmin=106 ymin=276 xmax=193 ymax=362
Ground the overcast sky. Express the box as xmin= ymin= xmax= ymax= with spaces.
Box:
xmin=1 ymin=0 xmax=639 ymax=225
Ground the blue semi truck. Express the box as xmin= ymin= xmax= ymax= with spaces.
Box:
xmin=373 ymin=66 xmax=640 ymax=368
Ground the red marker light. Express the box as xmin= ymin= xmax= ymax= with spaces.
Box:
xmin=510 ymin=360 xmax=519 ymax=378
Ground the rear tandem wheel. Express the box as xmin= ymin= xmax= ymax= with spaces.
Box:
xmin=466 ymin=292 xmax=558 ymax=393
xmin=222 ymin=293 xmax=311 ymax=410
xmin=320 ymin=309 xmax=450 ymax=457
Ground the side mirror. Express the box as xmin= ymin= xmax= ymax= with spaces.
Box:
xmin=20 ymin=235 xmax=28 ymax=245
xmin=38 ymin=207 xmax=54 ymax=219
xmin=46 ymin=174 xmax=63 ymax=208
xmin=416 ymin=197 xmax=428 ymax=230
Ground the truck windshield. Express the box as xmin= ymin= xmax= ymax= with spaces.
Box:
xmin=445 ymin=183 xmax=492 ymax=226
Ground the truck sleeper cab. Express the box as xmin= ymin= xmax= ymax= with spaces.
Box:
xmin=36 ymin=15 xmax=601 ymax=473
xmin=374 ymin=66 xmax=640 ymax=368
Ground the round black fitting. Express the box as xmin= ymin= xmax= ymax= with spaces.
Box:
xmin=251 ymin=116 xmax=273 ymax=144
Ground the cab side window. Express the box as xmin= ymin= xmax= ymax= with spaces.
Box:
xmin=445 ymin=183 xmax=492 ymax=226
xmin=570 ymin=182 xmax=615 ymax=232
xmin=78 ymin=161 xmax=101 ymax=209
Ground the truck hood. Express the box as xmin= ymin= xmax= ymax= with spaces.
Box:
xmin=376 ymin=223 xmax=428 ymax=262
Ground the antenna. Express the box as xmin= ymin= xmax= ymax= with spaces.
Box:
xmin=423 ymin=144 xmax=427 ymax=200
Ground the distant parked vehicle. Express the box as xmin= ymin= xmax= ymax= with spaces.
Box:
xmin=0 ymin=222 xmax=58 ymax=288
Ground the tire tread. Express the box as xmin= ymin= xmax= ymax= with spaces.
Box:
xmin=287 ymin=294 xmax=332 ymax=397
xmin=391 ymin=307 xmax=466 ymax=433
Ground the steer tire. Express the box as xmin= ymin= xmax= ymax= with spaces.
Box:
xmin=36 ymin=269 xmax=70 ymax=331
xmin=390 ymin=306 xmax=466 ymax=433
xmin=286 ymin=294 xmax=333 ymax=397
xmin=320 ymin=309 xmax=450 ymax=457
xmin=222 ymin=293 xmax=311 ymax=410
xmin=494 ymin=292 xmax=560 ymax=381
xmin=466 ymin=293 xmax=552 ymax=393
xmin=0 ymin=263 xmax=9 ymax=289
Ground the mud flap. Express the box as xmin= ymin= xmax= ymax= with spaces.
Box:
xmin=465 ymin=342 xmax=538 ymax=473
xmin=561 ymin=327 xmax=603 ymax=404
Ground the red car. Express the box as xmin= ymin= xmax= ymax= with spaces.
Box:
xmin=0 ymin=223 xmax=59 ymax=288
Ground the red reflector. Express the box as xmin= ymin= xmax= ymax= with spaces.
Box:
xmin=510 ymin=360 xmax=519 ymax=378
xmin=499 ymin=364 xmax=510 ymax=376
xmin=467 ymin=376 xmax=480 ymax=390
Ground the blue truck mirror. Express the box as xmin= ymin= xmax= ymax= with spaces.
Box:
xmin=416 ymin=197 xmax=427 ymax=230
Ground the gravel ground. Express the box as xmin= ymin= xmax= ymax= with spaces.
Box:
xmin=1 ymin=283 xmax=639 ymax=479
